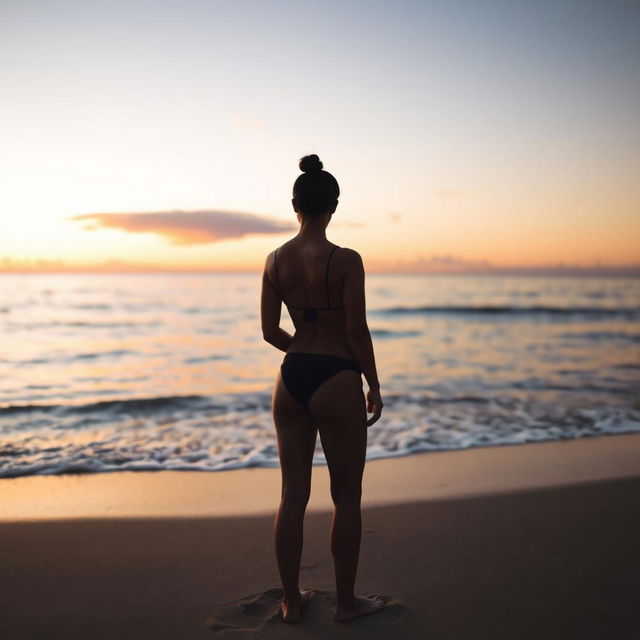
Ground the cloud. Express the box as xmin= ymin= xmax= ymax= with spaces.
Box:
xmin=388 ymin=212 xmax=403 ymax=223
xmin=68 ymin=210 xmax=297 ymax=245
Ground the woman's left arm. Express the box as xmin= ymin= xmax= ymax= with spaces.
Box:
xmin=261 ymin=252 xmax=293 ymax=352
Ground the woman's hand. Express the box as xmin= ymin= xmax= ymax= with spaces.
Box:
xmin=366 ymin=388 xmax=383 ymax=427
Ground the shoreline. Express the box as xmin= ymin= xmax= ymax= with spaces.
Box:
xmin=2 ymin=432 xmax=639 ymax=521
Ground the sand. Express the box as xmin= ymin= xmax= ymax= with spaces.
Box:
xmin=1 ymin=433 xmax=639 ymax=639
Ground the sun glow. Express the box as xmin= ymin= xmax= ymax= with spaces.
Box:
xmin=2 ymin=1 xmax=639 ymax=274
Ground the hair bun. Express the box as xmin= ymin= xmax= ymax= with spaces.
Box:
xmin=299 ymin=154 xmax=323 ymax=173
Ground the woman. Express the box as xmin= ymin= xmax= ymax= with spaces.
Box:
xmin=261 ymin=154 xmax=386 ymax=623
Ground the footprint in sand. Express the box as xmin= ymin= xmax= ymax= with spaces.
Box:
xmin=205 ymin=588 xmax=409 ymax=635
xmin=206 ymin=588 xmax=286 ymax=634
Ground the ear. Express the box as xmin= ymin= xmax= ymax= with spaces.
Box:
xmin=291 ymin=198 xmax=299 ymax=213
xmin=329 ymin=200 xmax=338 ymax=214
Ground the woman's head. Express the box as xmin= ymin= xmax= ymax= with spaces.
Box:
xmin=292 ymin=154 xmax=340 ymax=217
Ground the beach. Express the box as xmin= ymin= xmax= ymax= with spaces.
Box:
xmin=2 ymin=433 xmax=639 ymax=640
xmin=3 ymin=0 xmax=639 ymax=636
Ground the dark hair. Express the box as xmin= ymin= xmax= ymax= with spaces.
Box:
xmin=292 ymin=154 xmax=340 ymax=216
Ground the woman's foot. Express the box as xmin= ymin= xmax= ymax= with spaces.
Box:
xmin=335 ymin=594 xmax=387 ymax=622
xmin=280 ymin=589 xmax=314 ymax=623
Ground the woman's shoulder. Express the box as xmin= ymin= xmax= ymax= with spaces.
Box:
xmin=332 ymin=247 xmax=364 ymax=282
xmin=270 ymin=239 xmax=295 ymax=256
xmin=335 ymin=246 xmax=363 ymax=265
xmin=336 ymin=246 xmax=360 ymax=256
xmin=268 ymin=242 xmax=361 ymax=262
xmin=266 ymin=240 xmax=290 ymax=260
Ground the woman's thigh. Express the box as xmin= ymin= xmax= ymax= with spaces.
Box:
xmin=272 ymin=370 xmax=317 ymax=499
xmin=309 ymin=370 xmax=368 ymax=500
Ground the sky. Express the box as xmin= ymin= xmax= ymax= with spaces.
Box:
xmin=2 ymin=0 xmax=639 ymax=273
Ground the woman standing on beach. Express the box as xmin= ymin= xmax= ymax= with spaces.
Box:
xmin=261 ymin=154 xmax=386 ymax=623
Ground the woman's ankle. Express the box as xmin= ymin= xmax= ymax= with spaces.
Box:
xmin=336 ymin=593 xmax=356 ymax=609
xmin=283 ymin=589 xmax=302 ymax=605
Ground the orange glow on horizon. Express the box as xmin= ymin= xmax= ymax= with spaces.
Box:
xmin=2 ymin=2 xmax=639 ymax=277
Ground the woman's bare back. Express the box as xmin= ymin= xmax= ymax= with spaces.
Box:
xmin=270 ymin=238 xmax=356 ymax=360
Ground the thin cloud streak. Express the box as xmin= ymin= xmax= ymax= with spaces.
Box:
xmin=68 ymin=210 xmax=297 ymax=245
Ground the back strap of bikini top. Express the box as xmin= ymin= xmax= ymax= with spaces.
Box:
xmin=325 ymin=245 xmax=338 ymax=308
xmin=274 ymin=245 xmax=340 ymax=309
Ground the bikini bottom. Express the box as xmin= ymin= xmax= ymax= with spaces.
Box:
xmin=280 ymin=352 xmax=362 ymax=410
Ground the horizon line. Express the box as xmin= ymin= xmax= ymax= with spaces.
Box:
xmin=2 ymin=264 xmax=640 ymax=277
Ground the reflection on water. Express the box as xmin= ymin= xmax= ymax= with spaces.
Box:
xmin=1 ymin=273 xmax=639 ymax=477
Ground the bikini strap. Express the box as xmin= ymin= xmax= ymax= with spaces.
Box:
xmin=274 ymin=248 xmax=286 ymax=304
xmin=325 ymin=245 xmax=339 ymax=308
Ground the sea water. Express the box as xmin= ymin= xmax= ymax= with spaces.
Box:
xmin=1 ymin=273 xmax=639 ymax=477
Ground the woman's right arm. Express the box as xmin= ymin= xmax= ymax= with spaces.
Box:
xmin=342 ymin=249 xmax=383 ymax=426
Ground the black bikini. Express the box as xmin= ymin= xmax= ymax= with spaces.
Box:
xmin=280 ymin=352 xmax=361 ymax=410
xmin=273 ymin=245 xmax=362 ymax=410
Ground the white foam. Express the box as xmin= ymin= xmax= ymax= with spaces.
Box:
xmin=1 ymin=396 xmax=639 ymax=478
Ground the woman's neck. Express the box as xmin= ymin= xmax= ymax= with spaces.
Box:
xmin=295 ymin=214 xmax=329 ymax=242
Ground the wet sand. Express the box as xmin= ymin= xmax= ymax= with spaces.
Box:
xmin=1 ymin=434 xmax=639 ymax=639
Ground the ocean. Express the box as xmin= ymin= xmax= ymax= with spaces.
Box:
xmin=1 ymin=273 xmax=639 ymax=478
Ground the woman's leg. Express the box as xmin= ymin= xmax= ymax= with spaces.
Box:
xmin=309 ymin=370 xmax=386 ymax=620
xmin=272 ymin=370 xmax=317 ymax=621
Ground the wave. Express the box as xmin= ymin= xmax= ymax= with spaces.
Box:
xmin=1 ymin=396 xmax=639 ymax=478
xmin=183 ymin=354 xmax=230 ymax=364
xmin=370 ymin=329 xmax=422 ymax=338
xmin=10 ymin=349 xmax=139 ymax=366
xmin=0 ymin=392 xmax=491 ymax=417
xmin=557 ymin=331 xmax=640 ymax=343
xmin=0 ymin=394 xmax=224 ymax=417
xmin=371 ymin=305 xmax=640 ymax=319
xmin=70 ymin=304 xmax=112 ymax=310
xmin=5 ymin=320 xmax=161 ymax=330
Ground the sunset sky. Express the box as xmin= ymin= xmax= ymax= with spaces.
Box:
xmin=2 ymin=0 xmax=639 ymax=273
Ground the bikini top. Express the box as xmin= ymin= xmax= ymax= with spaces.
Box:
xmin=273 ymin=245 xmax=344 ymax=323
